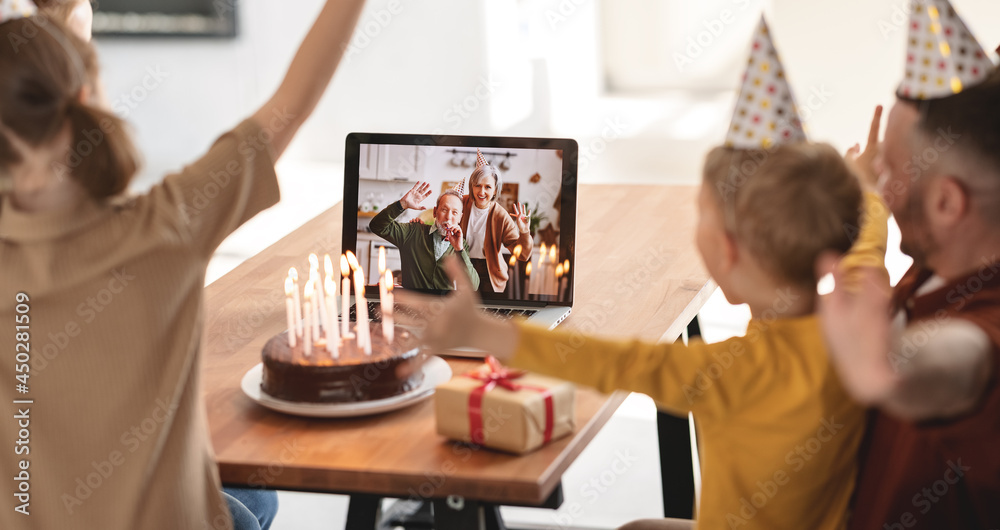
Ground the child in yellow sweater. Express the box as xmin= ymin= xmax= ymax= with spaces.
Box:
xmin=398 ymin=18 xmax=890 ymax=530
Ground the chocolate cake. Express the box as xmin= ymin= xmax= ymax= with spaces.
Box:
xmin=261 ymin=324 xmax=424 ymax=403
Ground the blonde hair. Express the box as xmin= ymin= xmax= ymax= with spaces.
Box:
xmin=703 ymin=143 xmax=862 ymax=288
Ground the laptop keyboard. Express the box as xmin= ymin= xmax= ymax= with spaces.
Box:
xmin=347 ymin=301 xmax=537 ymax=323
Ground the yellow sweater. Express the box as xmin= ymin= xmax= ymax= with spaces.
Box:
xmin=510 ymin=192 xmax=888 ymax=529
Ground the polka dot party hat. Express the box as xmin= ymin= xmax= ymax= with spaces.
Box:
xmin=898 ymin=0 xmax=995 ymax=100
xmin=725 ymin=16 xmax=807 ymax=150
xmin=0 ymin=0 xmax=37 ymax=24
xmin=475 ymin=149 xmax=489 ymax=170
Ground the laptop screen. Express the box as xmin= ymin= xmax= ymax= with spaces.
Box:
xmin=342 ymin=133 xmax=578 ymax=307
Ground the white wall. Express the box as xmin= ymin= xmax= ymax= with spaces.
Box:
xmin=98 ymin=0 xmax=1000 ymax=190
xmin=98 ymin=0 xmax=499 ymax=188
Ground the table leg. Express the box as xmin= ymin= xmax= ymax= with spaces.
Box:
xmin=657 ymin=316 xmax=700 ymax=519
xmin=345 ymin=494 xmax=382 ymax=529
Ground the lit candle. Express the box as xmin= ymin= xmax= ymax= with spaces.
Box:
xmin=509 ymin=244 xmax=522 ymax=300
xmin=323 ymin=254 xmax=336 ymax=334
xmin=346 ymin=250 xmax=360 ymax=271
xmin=340 ymin=255 xmax=352 ymax=337
xmin=289 ymin=268 xmax=303 ymax=339
xmin=284 ymin=275 xmax=297 ymax=348
xmin=381 ymin=270 xmax=394 ymax=343
xmin=303 ymin=281 xmax=314 ymax=358
xmin=325 ymin=275 xmax=339 ymax=359
xmin=309 ymin=254 xmax=327 ymax=340
xmin=525 ymin=261 xmax=532 ymax=299
xmin=548 ymin=245 xmax=558 ymax=296
xmin=309 ymin=279 xmax=321 ymax=354
xmin=353 ymin=269 xmax=372 ymax=355
xmin=378 ymin=246 xmax=386 ymax=276
xmin=556 ymin=263 xmax=565 ymax=300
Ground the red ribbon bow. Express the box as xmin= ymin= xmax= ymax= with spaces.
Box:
xmin=464 ymin=356 xmax=554 ymax=447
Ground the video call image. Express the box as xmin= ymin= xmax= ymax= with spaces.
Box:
xmin=354 ymin=144 xmax=572 ymax=302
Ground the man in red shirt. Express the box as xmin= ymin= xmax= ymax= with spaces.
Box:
xmin=819 ymin=1 xmax=1000 ymax=528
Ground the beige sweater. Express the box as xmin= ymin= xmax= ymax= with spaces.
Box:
xmin=459 ymin=196 xmax=532 ymax=293
xmin=0 ymin=119 xmax=279 ymax=529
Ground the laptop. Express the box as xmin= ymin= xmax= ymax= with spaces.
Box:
xmin=341 ymin=133 xmax=578 ymax=352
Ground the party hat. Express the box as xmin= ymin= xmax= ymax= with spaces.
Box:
xmin=476 ymin=149 xmax=489 ymax=169
xmin=453 ymin=178 xmax=465 ymax=196
xmin=725 ymin=16 xmax=807 ymax=150
xmin=898 ymin=0 xmax=995 ymax=100
xmin=0 ymin=0 xmax=37 ymax=24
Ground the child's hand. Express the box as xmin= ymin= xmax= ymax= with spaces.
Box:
xmin=400 ymin=181 xmax=432 ymax=211
xmin=395 ymin=256 xmax=518 ymax=359
xmin=845 ymin=105 xmax=884 ymax=192
xmin=816 ymin=253 xmax=896 ymax=405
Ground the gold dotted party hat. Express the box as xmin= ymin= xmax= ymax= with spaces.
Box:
xmin=898 ymin=0 xmax=995 ymax=100
xmin=476 ymin=149 xmax=489 ymax=169
xmin=0 ymin=0 xmax=37 ymax=24
xmin=725 ymin=16 xmax=807 ymax=150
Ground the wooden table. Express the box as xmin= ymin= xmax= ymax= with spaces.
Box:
xmin=202 ymin=184 xmax=714 ymax=529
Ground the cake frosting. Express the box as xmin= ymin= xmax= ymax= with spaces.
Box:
xmin=261 ymin=324 xmax=424 ymax=403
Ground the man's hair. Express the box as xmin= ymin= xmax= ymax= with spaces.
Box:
xmin=436 ymin=189 xmax=463 ymax=208
xmin=703 ymin=143 xmax=863 ymax=289
xmin=909 ymin=68 xmax=1000 ymax=224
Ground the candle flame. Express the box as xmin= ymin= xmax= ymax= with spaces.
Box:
xmin=526 ymin=262 xmax=532 ymax=277
xmin=309 ymin=253 xmax=319 ymax=272
xmin=340 ymin=254 xmax=350 ymax=277
xmin=378 ymin=246 xmax=386 ymax=274
xmin=563 ymin=259 xmax=570 ymax=274
xmin=509 ymin=253 xmax=517 ymax=267
xmin=304 ymin=278 xmax=315 ymax=299
xmin=289 ymin=267 xmax=298 ymax=283
xmin=556 ymin=263 xmax=564 ymax=277
xmin=324 ymin=254 xmax=334 ymax=278
xmin=549 ymin=245 xmax=557 ymax=261
xmin=285 ymin=275 xmax=294 ymax=296
xmin=513 ymin=244 xmax=522 ymax=259
xmin=346 ymin=250 xmax=360 ymax=271
xmin=325 ymin=276 xmax=336 ymax=296
xmin=385 ymin=270 xmax=394 ymax=293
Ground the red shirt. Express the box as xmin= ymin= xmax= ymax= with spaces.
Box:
xmin=849 ymin=265 xmax=1000 ymax=529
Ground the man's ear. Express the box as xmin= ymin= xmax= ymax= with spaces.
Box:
xmin=930 ymin=176 xmax=969 ymax=227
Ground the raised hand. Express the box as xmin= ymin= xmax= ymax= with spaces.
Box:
xmin=445 ymin=223 xmax=464 ymax=251
xmin=511 ymin=202 xmax=531 ymax=234
xmin=400 ymin=181 xmax=432 ymax=211
xmin=395 ymin=256 xmax=518 ymax=359
xmin=816 ymin=254 xmax=896 ymax=405
xmin=845 ymin=105 xmax=884 ymax=192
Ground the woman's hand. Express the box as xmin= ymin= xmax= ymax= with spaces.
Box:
xmin=395 ymin=256 xmax=519 ymax=359
xmin=846 ymin=105 xmax=884 ymax=192
xmin=400 ymin=181 xmax=432 ymax=211
xmin=511 ymin=202 xmax=531 ymax=234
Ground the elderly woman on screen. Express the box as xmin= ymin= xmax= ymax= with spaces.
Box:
xmin=460 ymin=150 xmax=533 ymax=295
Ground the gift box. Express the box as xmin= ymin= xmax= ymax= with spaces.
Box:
xmin=435 ymin=356 xmax=575 ymax=454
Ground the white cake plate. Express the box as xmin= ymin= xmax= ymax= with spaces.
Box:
xmin=241 ymin=356 xmax=452 ymax=418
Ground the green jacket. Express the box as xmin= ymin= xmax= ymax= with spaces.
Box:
xmin=369 ymin=201 xmax=480 ymax=291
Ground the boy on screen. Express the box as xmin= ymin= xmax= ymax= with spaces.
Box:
xmin=369 ymin=181 xmax=480 ymax=291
